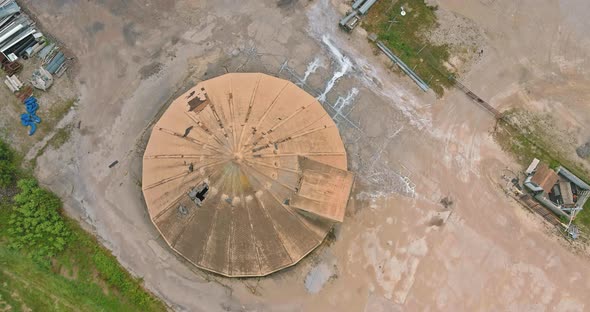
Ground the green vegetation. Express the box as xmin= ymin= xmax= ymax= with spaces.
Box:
xmin=49 ymin=98 xmax=77 ymax=123
xmin=575 ymin=200 xmax=590 ymax=231
xmin=571 ymin=194 xmax=590 ymax=233
xmin=49 ymin=126 xmax=72 ymax=149
xmin=0 ymin=139 xmax=166 ymax=312
xmin=363 ymin=0 xmax=454 ymax=97
xmin=39 ymin=98 xmax=77 ymax=134
xmin=493 ymin=120 xmax=562 ymax=169
xmin=494 ymin=110 xmax=589 ymax=179
xmin=0 ymin=140 xmax=17 ymax=188
xmin=8 ymin=179 xmax=71 ymax=265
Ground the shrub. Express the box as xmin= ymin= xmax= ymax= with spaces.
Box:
xmin=8 ymin=179 xmax=71 ymax=264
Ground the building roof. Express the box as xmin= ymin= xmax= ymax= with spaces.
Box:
xmin=525 ymin=158 xmax=540 ymax=175
xmin=142 ymin=73 xmax=352 ymax=277
xmin=531 ymin=163 xmax=559 ymax=194
xmin=559 ymin=180 xmax=574 ymax=206
xmin=557 ymin=166 xmax=590 ymax=190
xmin=290 ymin=157 xmax=354 ymax=222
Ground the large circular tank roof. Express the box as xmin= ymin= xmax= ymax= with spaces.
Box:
xmin=142 ymin=73 xmax=353 ymax=277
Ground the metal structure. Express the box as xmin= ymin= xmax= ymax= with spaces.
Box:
xmin=0 ymin=1 xmax=48 ymax=61
xmin=142 ymin=73 xmax=354 ymax=277
xmin=339 ymin=11 xmax=360 ymax=32
xmin=450 ymin=77 xmax=502 ymax=118
xmin=376 ymin=41 xmax=429 ymax=92
xmin=524 ymin=161 xmax=590 ymax=221
xmin=339 ymin=0 xmax=377 ymax=32
xmin=358 ymin=0 xmax=378 ymax=15
xmin=351 ymin=0 xmax=367 ymax=10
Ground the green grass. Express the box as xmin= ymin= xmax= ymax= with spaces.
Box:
xmin=363 ymin=0 xmax=455 ymax=97
xmin=494 ymin=110 xmax=589 ymax=179
xmin=48 ymin=126 xmax=72 ymax=149
xmin=38 ymin=98 xmax=77 ymax=134
xmin=0 ymin=201 xmax=166 ymax=312
xmin=574 ymin=200 xmax=590 ymax=232
xmin=0 ymin=139 xmax=166 ymax=312
xmin=493 ymin=121 xmax=562 ymax=169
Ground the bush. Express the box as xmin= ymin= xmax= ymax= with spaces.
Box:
xmin=0 ymin=140 xmax=17 ymax=188
xmin=8 ymin=179 xmax=71 ymax=264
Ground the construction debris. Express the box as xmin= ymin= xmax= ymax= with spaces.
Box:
xmin=3 ymin=73 xmax=21 ymax=92
xmin=339 ymin=11 xmax=360 ymax=32
xmin=0 ymin=1 xmax=75 ymax=141
xmin=0 ymin=0 xmax=68 ymax=98
xmin=358 ymin=0 xmax=378 ymax=15
xmin=0 ymin=57 xmax=21 ymax=75
xmin=339 ymin=0 xmax=378 ymax=32
xmin=14 ymin=85 xmax=32 ymax=102
xmin=30 ymin=66 xmax=53 ymax=90
xmin=37 ymin=42 xmax=55 ymax=61
xmin=44 ymin=51 xmax=64 ymax=74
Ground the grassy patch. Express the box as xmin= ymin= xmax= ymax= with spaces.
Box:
xmin=30 ymin=145 xmax=46 ymax=170
xmin=574 ymin=200 xmax=590 ymax=232
xmin=38 ymin=98 xmax=76 ymax=134
xmin=493 ymin=121 xmax=561 ymax=169
xmin=0 ymin=139 xmax=166 ymax=312
xmin=0 ymin=140 xmax=18 ymax=188
xmin=363 ymin=0 xmax=455 ymax=97
xmin=48 ymin=126 xmax=72 ymax=149
xmin=494 ymin=109 xmax=589 ymax=179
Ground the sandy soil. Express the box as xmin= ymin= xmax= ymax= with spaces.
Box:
xmin=12 ymin=0 xmax=590 ymax=311
xmin=437 ymin=0 xmax=590 ymax=170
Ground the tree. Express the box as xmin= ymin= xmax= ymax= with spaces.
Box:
xmin=0 ymin=140 xmax=17 ymax=188
xmin=8 ymin=179 xmax=71 ymax=263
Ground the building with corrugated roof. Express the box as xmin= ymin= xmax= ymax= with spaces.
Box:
xmin=142 ymin=73 xmax=354 ymax=277
xmin=524 ymin=159 xmax=590 ymax=218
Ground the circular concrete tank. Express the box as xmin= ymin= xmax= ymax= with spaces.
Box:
xmin=142 ymin=73 xmax=352 ymax=277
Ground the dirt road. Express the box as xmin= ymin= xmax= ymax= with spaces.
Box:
xmin=20 ymin=0 xmax=590 ymax=310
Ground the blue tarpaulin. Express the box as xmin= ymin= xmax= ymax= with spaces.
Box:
xmin=20 ymin=96 xmax=41 ymax=136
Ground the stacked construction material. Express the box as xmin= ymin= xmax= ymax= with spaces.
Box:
xmin=0 ymin=55 xmax=20 ymax=74
xmin=0 ymin=7 xmax=41 ymax=61
xmin=339 ymin=0 xmax=378 ymax=32
xmin=0 ymin=0 xmax=19 ymax=19
xmin=36 ymin=42 xmax=55 ymax=61
xmin=44 ymin=51 xmax=64 ymax=74
xmin=3 ymin=73 xmax=21 ymax=92
xmin=14 ymin=85 xmax=32 ymax=102
xmin=23 ymin=39 xmax=45 ymax=59
xmin=0 ymin=0 xmax=69 ymax=97
xmin=40 ymin=45 xmax=68 ymax=77
xmin=20 ymin=96 xmax=41 ymax=136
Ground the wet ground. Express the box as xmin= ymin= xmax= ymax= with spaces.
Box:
xmin=15 ymin=0 xmax=590 ymax=311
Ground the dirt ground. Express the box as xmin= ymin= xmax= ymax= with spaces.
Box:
xmin=439 ymin=0 xmax=590 ymax=171
xmin=10 ymin=0 xmax=590 ymax=311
